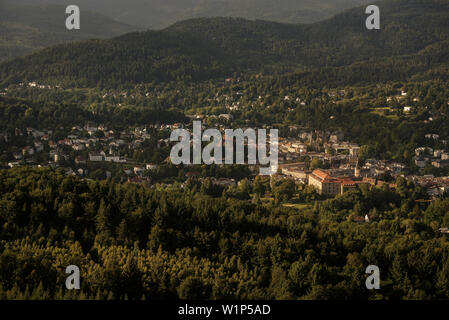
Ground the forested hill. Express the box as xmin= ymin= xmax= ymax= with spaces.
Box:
xmin=0 ymin=3 xmax=139 ymax=63
xmin=1 ymin=0 xmax=449 ymax=88
xmin=7 ymin=0 xmax=372 ymax=29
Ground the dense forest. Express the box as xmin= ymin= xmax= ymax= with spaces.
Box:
xmin=0 ymin=96 xmax=186 ymax=131
xmin=0 ymin=167 xmax=448 ymax=299
xmin=1 ymin=0 xmax=449 ymax=88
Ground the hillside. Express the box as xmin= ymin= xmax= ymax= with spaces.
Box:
xmin=1 ymin=0 xmax=449 ymax=88
xmin=0 ymin=3 xmax=139 ymax=63
xmin=8 ymin=0 xmax=372 ymax=29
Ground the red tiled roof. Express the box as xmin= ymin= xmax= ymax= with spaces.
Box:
xmin=312 ymin=169 xmax=330 ymax=180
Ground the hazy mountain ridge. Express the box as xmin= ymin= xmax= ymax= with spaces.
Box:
xmin=1 ymin=0 xmax=449 ymax=88
xmin=176 ymin=0 xmax=372 ymax=26
xmin=6 ymin=0 xmax=372 ymax=28
xmin=0 ymin=3 xmax=139 ymax=62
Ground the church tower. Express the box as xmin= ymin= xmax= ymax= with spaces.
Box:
xmin=354 ymin=161 xmax=360 ymax=178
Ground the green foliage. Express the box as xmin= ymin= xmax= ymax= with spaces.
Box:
xmin=0 ymin=96 xmax=186 ymax=131
xmin=0 ymin=167 xmax=448 ymax=300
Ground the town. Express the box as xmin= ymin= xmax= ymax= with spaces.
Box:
xmin=2 ymin=117 xmax=449 ymax=201
xmin=2 ymin=77 xmax=449 ymax=203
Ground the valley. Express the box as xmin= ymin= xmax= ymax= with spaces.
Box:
xmin=1 ymin=0 xmax=449 ymax=301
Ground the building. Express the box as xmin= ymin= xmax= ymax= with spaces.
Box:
xmin=22 ymin=146 xmax=35 ymax=156
xmin=34 ymin=142 xmax=44 ymax=152
xmin=415 ymin=157 xmax=428 ymax=168
xmin=432 ymin=160 xmax=449 ymax=168
xmin=134 ymin=166 xmax=145 ymax=176
xmin=72 ymin=144 xmax=85 ymax=151
xmin=434 ymin=150 xmax=444 ymax=158
xmin=8 ymin=162 xmax=20 ymax=168
xmin=219 ymin=114 xmax=233 ymax=121
xmin=48 ymin=141 xmax=57 ymax=149
xmin=281 ymin=163 xmax=309 ymax=181
xmin=352 ymin=215 xmax=369 ymax=223
xmin=12 ymin=152 xmax=22 ymax=160
xmin=89 ymin=152 xmax=103 ymax=162
xmin=211 ymin=178 xmax=236 ymax=187
xmin=308 ymin=169 xmax=371 ymax=196
xmin=340 ymin=179 xmax=359 ymax=193
xmin=105 ymin=155 xmax=120 ymax=162
xmin=146 ymin=164 xmax=158 ymax=170
xmin=308 ymin=170 xmax=341 ymax=196
xmin=331 ymin=142 xmax=360 ymax=156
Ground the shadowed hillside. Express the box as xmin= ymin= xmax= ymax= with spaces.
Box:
xmin=0 ymin=3 xmax=139 ymax=62
xmin=1 ymin=0 xmax=449 ymax=88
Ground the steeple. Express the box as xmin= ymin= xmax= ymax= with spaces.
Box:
xmin=354 ymin=160 xmax=360 ymax=178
